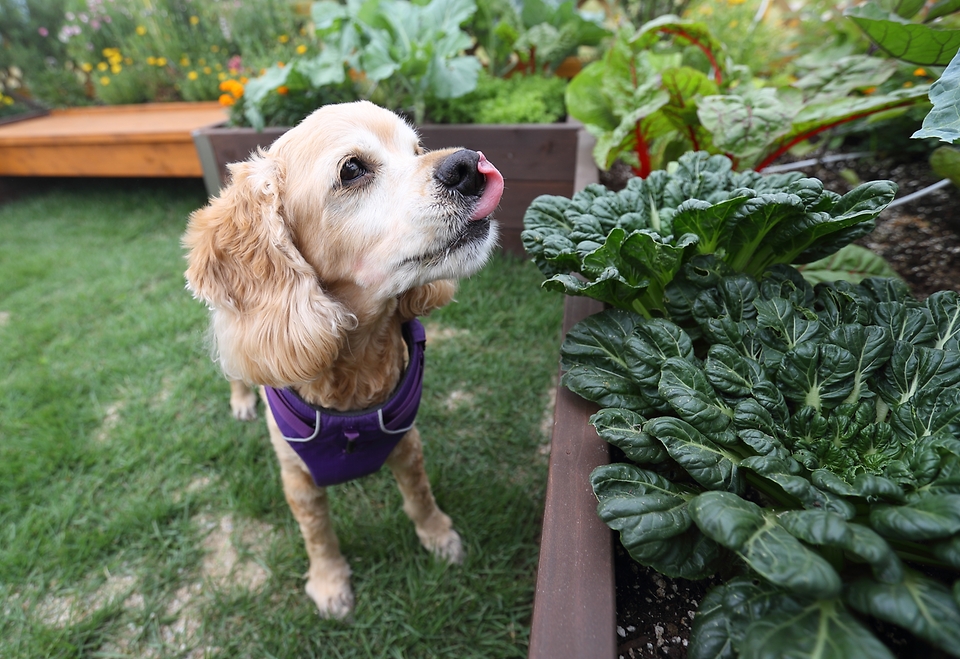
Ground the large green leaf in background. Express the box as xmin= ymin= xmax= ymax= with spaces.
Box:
xmin=845 ymin=2 xmax=960 ymax=65
xmin=913 ymin=49 xmax=960 ymax=143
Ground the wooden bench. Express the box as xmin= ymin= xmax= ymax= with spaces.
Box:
xmin=0 ymin=102 xmax=227 ymax=178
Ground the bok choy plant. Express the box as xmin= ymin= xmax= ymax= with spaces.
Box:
xmin=561 ymin=259 xmax=960 ymax=658
xmin=521 ymin=151 xmax=896 ymax=320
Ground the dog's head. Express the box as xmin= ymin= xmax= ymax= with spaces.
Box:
xmin=183 ymin=101 xmax=503 ymax=386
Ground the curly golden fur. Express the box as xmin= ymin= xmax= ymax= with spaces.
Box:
xmin=183 ymin=101 xmax=500 ymax=617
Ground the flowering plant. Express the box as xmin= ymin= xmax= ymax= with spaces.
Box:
xmin=51 ymin=0 xmax=296 ymax=104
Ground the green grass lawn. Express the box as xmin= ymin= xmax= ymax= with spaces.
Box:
xmin=0 ymin=178 xmax=564 ymax=659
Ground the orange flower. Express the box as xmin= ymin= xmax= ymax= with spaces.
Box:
xmin=914 ymin=68 xmax=927 ymax=77
xmin=276 ymin=85 xmax=289 ymax=95
xmin=219 ymin=79 xmax=244 ymax=98
xmin=862 ymin=86 xmax=877 ymax=95
xmin=219 ymin=93 xmax=236 ymax=106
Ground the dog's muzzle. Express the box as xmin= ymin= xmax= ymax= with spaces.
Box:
xmin=434 ymin=149 xmax=504 ymax=221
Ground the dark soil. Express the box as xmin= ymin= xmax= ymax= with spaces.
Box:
xmin=602 ymin=150 xmax=960 ymax=659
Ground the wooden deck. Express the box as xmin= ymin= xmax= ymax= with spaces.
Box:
xmin=0 ymin=102 xmax=227 ymax=177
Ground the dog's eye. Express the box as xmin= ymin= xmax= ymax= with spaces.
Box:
xmin=340 ymin=158 xmax=366 ymax=184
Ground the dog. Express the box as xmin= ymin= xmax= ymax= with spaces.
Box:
xmin=182 ymin=101 xmax=503 ymax=617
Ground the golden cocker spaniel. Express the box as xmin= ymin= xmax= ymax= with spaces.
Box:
xmin=183 ymin=101 xmax=503 ymax=617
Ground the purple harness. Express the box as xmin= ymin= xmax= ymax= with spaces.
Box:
xmin=264 ymin=319 xmax=426 ymax=487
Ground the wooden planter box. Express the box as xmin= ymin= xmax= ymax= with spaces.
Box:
xmin=193 ymin=121 xmax=594 ymax=257
xmin=529 ymin=295 xmax=615 ymax=659
xmin=0 ymin=102 xmax=227 ymax=178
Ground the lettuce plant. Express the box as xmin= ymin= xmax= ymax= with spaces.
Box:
xmin=566 ymin=15 xmax=932 ymax=176
xmin=521 ymin=151 xmax=896 ymax=319
xmin=561 ymin=260 xmax=960 ymax=658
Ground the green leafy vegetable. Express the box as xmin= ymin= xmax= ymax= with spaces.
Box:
xmin=559 ymin=263 xmax=960 ymax=657
xmin=522 ymin=151 xmax=897 ymax=318
xmin=564 ymin=16 xmax=930 ymax=175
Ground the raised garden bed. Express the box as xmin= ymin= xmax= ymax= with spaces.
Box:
xmin=193 ymin=120 xmax=594 ymax=257
xmin=0 ymin=102 xmax=226 ymax=178
xmin=528 ymin=294 xmax=615 ymax=659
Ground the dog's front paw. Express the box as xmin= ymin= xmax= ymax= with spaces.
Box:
xmin=229 ymin=386 xmax=258 ymax=421
xmin=305 ymin=572 xmax=354 ymax=619
xmin=418 ymin=527 xmax=465 ymax=565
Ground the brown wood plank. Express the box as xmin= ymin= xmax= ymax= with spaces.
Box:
xmin=0 ymin=142 xmax=205 ymax=177
xmin=0 ymin=102 xmax=226 ymax=146
xmin=529 ymin=295 xmax=615 ymax=659
xmin=0 ymin=102 xmax=226 ymax=177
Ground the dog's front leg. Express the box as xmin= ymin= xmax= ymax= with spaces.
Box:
xmin=267 ymin=415 xmax=354 ymax=618
xmin=386 ymin=428 xmax=464 ymax=564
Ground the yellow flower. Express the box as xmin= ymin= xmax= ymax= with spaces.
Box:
xmin=210 ymin=45 xmax=220 ymax=53
xmin=728 ymin=0 xmax=746 ymax=4
xmin=180 ymin=57 xmax=190 ymax=66
xmin=729 ymin=19 xmax=739 ymax=28
xmin=190 ymin=15 xmax=199 ymax=25
xmin=903 ymin=80 xmax=914 ymax=88
xmin=203 ymin=66 xmax=212 ymax=74
xmin=218 ymin=72 xmax=227 ymax=81
xmin=100 ymin=76 xmax=110 ymax=85
xmin=157 ymin=57 xmax=167 ymax=66
xmin=124 ymin=57 xmax=132 ymax=65
xmin=278 ymin=34 xmax=290 ymax=44
xmin=914 ymin=68 xmax=927 ymax=77
xmin=1 ymin=94 xmax=13 ymax=106
xmin=296 ymin=44 xmax=307 ymax=55
xmin=136 ymin=25 xmax=146 ymax=36
xmin=198 ymin=58 xmax=206 ymax=66
xmin=188 ymin=71 xmax=199 ymax=80
xmin=97 ymin=62 xmax=108 ymax=71
xmin=111 ymin=64 xmax=122 ymax=74
xmin=219 ymin=93 xmax=236 ymax=106
xmin=80 ymin=62 xmax=93 ymax=72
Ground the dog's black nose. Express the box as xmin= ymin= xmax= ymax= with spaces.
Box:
xmin=434 ymin=149 xmax=484 ymax=197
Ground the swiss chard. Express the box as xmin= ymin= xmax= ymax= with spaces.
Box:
xmin=521 ymin=151 xmax=897 ymax=319
xmin=565 ymin=16 xmax=931 ymax=176
xmin=562 ymin=263 xmax=960 ymax=658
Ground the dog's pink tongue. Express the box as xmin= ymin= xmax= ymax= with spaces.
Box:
xmin=471 ymin=151 xmax=504 ymax=221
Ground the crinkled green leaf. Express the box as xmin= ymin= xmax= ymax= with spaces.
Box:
xmin=689 ymin=492 xmax=842 ymax=599
xmin=741 ymin=597 xmax=896 ymax=659
xmin=755 ymin=297 xmax=822 ymax=353
xmin=893 ymin=387 xmax=960 ymax=442
xmin=870 ymin=493 xmax=960 ymax=540
xmin=672 ymin=196 xmax=751 ymax=255
xmin=591 ymin=462 xmax=720 ymax=579
xmin=927 ymin=290 xmax=960 ymax=350
xmin=778 ymin=510 xmax=904 ymax=583
xmin=590 ymin=407 xmax=669 ymax=464
xmin=778 ymin=342 xmax=859 ymax=411
xmin=879 ymin=341 xmax=960 ymax=408
xmin=559 ymin=309 xmax=648 ymax=409
xmin=645 ymin=417 xmax=742 ymax=491
xmin=697 ymin=89 xmax=793 ymax=161
xmin=846 ymin=570 xmax=960 ymax=655
xmin=659 ymin=357 xmax=736 ymax=445
xmin=791 ymin=55 xmax=898 ymax=102
xmin=758 ymin=181 xmax=898 ymax=269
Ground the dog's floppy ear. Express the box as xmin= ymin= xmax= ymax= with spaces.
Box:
xmin=183 ymin=153 xmax=355 ymax=387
